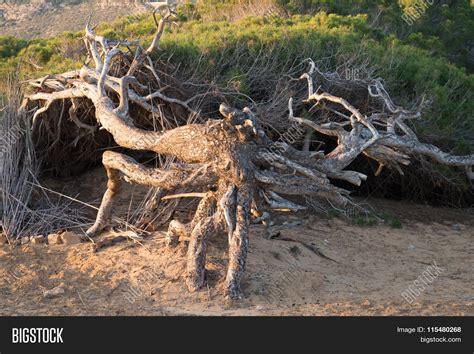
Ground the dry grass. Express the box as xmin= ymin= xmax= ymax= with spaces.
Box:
xmin=0 ymin=75 xmax=89 ymax=241
xmin=198 ymin=0 xmax=286 ymax=22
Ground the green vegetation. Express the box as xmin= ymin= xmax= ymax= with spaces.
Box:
xmin=327 ymin=208 xmax=342 ymax=219
xmin=352 ymin=214 xmax=378 ymax=227
xmin=0 ymin=0 xmax=472 ymax=203
xmin=0 ymin=36 xmax=29 ymax=59
xmin=380 ymin=213 xmax=403 ymax=229
xmin=289 ymin=245 xmax=302 ymax=257
xmin=192 ymin=0 xmax=473 ymax=71
xmin=327 ymin=209 xmax=402 ymax=228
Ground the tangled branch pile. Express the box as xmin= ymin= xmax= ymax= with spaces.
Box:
xmin=0 ymin=76 xmax=89 ymax=241
xmin=21 ymin=9 xmax=473 ymax=299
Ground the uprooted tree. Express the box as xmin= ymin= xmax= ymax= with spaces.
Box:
xmin=21 ymin=9 xmax=473 ymax=299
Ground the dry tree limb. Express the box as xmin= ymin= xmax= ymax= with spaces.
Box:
xmin=68 ymin=98 xmax=97 ymax=133
xmin=162 ymin=192 xmax=208 ymax=200
xmin=86 ymin=150 xmax=217 ymax=237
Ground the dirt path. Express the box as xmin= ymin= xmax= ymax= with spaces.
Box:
xmin=1 ymin=193 xmax=472 ymax=316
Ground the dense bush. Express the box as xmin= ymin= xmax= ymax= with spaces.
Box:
xmin=1 ymin=7 xmax=472 ymax=150
xmin=0 ymin=1 xmax=472 ymax=204
xmin=190 ymin=0 xmax=473 ymax=72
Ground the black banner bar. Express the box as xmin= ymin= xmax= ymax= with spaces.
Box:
xmin=0 ymin=316 xmax=472 ymax=353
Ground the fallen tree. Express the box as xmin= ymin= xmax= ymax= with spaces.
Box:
xmin=21 ymin=9 xmax=473 ymax=299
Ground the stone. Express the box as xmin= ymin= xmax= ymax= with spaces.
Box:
xmin=60 ymin=231 xmax=82 ymax=245
xmin=30 ymin=235 xmax=45 ymax=244
xmin=43 ymin=284 xmax=65 ymax=299
xmin=21 ymin=237 xmax=29 ymax=245
xmin=47 ymin=233 xmax=63 ymax=245
xmin=0 ymin=234 xmax=7 ymax=244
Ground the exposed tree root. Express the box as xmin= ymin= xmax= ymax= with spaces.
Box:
xmin=22 ymin=8 xmax=473 ymax=299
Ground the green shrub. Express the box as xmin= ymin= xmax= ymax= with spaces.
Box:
xmin=0 ymin=36 xmax=28 ymax=59
xmin=0 ymin=6 xmax=471 ymax=194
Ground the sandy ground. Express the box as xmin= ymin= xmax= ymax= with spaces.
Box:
xmin=0 ymin=168 xmax=473 ymax=316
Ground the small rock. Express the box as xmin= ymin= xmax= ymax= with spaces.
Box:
xmin=30 ymin=235 xmax=45 ymax=244
xmin=43 ymin=284 xmax=65 ymax=299
xmin=452 ymin=224 xmax=461 ymax=231
xmin=0 ymin=234 xmax=7 ymax=244
xmin=60 ymin=231 xmax=82 ymax=245
xmin=47 ymin=233 xmax=63 ymax=245
xmin=256 ymin=305 xmax=264 ymax=311
xmin=21 ymin=237 xmax=29 ymax=245
xmin=408 ymin=244 xmax=416 ymax=251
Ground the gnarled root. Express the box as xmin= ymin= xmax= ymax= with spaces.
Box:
xmin=87 ymin=150 xmax=216 ymax=237
xmin=224 ymin=183 xmax=253 ymax=299
xmin=87 ymin=161 xmax=122 ymax=237
xmin=185 ymin=214 xmax=221 ymax=292
xmin=168 ymin=190 xmax=217 ymax=248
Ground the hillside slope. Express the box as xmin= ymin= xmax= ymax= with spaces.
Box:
xmin=0 ymin=0 xmax=146 ymax=38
